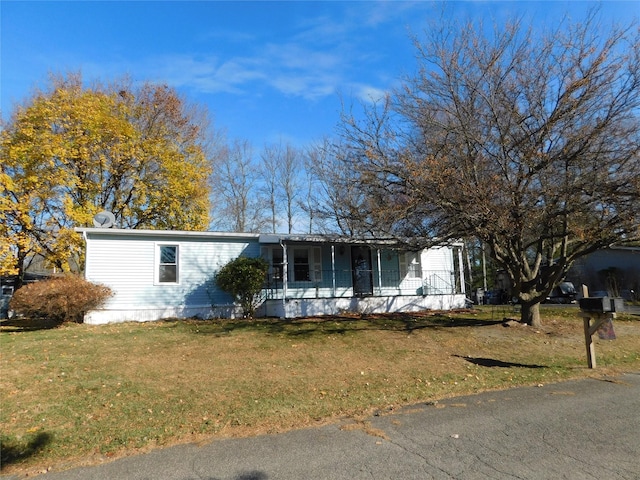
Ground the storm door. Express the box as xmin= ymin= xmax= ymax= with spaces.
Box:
xmin=351 ymin=246 xmax=373 ymax=296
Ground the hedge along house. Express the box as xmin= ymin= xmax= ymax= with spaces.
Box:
xmin=76 ymin=228 xmax=467 ymax=324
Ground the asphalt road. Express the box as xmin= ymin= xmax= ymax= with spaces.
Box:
xmin=11 ymin=372 xmax=640 ymax=480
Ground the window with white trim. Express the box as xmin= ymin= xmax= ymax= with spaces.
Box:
xmin=296 ymin=247 xmax=322 ymax=282
xmin=262 ymin=245 xmax=322 ymax=283
xmin=157 ymin=244 xmax=179 ymax=284
xmin=293 ymin=248 xmax=311 ymax=281
xmin=399 ymin=252 xmax=421 ymax=279
xmin=261 ymin=246 xmax=283 ymax=282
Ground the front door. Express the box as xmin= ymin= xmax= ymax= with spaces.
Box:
xmin=351 ymin=246 xmax=373 ymax=296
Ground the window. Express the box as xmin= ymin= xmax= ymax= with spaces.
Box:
xmin=272 ymin=250 xmax=284 ymax=280
xmin=400 ymin=252 xmax=421 ymax=279
xmin=157 ymin=244 xmax=179 ymax=283
xmin=262 ymin=246 xmax=283 ymax=283
xmin=294 ymin=248 xmax=310 ymax=281
xmin=293 ymin=247 xmax=322 ymax=282
xmin=261 ymin=245 xmax=322 ymax=283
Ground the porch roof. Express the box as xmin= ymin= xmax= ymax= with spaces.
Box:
xmin=76 ymin=228 xmax=404 ymax=248
xmin=259 ymin=233 xmax=400 ymax=247
xmin=74 ymin=227 xmax=449 ymax=250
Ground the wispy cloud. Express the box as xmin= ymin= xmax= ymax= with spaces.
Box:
xmin=85 ymin=3 xmax=423 ymax=103
xmin=350 ymin=84 xmax=388 ymax=104
xmin=144 ymin=44 xmax=342 ymax=101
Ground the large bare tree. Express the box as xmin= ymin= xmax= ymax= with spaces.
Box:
xmin=336 ymin=12 xmax=640 ymax=326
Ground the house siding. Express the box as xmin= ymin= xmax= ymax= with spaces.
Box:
xmin=82 ymin=230 xmax=260 ymax=323
xmin=78 ymin=228 xmax=467 ymax=324
xmin=421 ymin=247 xmax=458 ymax=294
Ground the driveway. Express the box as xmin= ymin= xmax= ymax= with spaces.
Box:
xmin=8 ymin=372 xmax=640 ymax=480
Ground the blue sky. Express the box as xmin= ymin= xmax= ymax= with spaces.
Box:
xmin=1 ymin=1 xmax=638 ymax=148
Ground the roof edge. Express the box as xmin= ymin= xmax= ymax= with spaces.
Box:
xmin=75 ymin=227 xmax=261 ymax=239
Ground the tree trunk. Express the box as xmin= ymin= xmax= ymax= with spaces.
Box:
xmin=14 ymin=250 xmax=27 ymax=291
xmin=521 ymin=301 xmax=542 ymax=328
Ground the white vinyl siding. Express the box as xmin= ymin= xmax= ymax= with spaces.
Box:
xmin=83 ymin=232 xmax=260 ymax=311
xmin=399 ymin=252 xmax=421 ymax=278
xmin=421 ymin=247 xmax=457 ymax=294
xmin=79 ymin=228 xmax=466 ymax=323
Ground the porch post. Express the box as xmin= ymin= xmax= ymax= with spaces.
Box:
xmin=331 ymin=244 xmax=337 ymax=297
xmin=376 ymin=248 xmax=382 ymax=295
xmin=458 ymin=247 xmax=465 ymax=295
xmin=281 ymin=241 xmax=288 ymax=318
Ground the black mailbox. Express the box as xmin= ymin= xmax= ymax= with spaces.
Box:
xmin=578 ymin=296 xmax=625 ymax=313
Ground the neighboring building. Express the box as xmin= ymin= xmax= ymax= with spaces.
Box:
xmin=76 ymin=228 xmax=467 ymax=324
xmin=0 ymin=272 xmax=52 ymax=319
xmin=567 ymin=246 xmax=640 ymax=300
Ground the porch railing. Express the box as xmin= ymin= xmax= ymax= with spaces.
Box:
xmin=262 ymin=269 xmax=462 ymax=300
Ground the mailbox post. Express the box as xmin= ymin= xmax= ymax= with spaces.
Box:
xmin=578 ymin=297 xmax=623 ymax=368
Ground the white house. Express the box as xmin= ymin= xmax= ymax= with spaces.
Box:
xmin=76 ymin=228 xmax=467 ymax=324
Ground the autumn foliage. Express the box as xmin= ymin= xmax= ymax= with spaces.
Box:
xmin=9 ymin=275 xmax=113 ymax=324
xmin=1 ymin=73 xmax=213 ymax=286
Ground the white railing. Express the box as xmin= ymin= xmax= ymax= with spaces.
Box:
xmin=262 ymin=269 xmax=461 ymax=299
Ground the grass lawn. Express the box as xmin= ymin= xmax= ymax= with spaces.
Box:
xmin=2 ymin=306 xmax=639 ymax=476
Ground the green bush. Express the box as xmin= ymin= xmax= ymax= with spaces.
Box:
xmin=9 ymin=275 xmax=113 ymax=324
xmin=215 ymin=257 xmax=269 ymax=318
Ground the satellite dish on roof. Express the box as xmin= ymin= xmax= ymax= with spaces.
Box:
xmin=93 ymin=211 xmax=116 ymax=228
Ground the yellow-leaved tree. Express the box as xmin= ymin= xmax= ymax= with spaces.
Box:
xmin=1 ymin=74 xmax=213 ymax=287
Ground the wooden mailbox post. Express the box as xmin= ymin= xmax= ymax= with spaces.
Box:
xmin=578 ymin=295 xmax=623 ymax=369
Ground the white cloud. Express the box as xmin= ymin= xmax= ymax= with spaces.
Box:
xmin=82 ymin=3 xmax=425 ymax=103
xmin=351 ymin=84 xmax=388 ymax=104
xmin=138 ymin=41 xmax=344 ymax=101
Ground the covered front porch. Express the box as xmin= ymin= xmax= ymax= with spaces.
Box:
xmin=257 ymin=235 xmax=467 ymax=318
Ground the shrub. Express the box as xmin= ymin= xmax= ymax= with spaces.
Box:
xmin=9 ymin=275 xmax=113 ymax=324
xmin=215 ymin=257 xmax=269 ymax=318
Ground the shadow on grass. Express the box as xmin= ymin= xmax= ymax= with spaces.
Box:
xmin=0 ymin=317 xmax=65 ymax=332
xmin=188 ymin=310 xmax=505 ymax=338
xmin=453 ymin=354 xmax=546 ymax=369
xmin=0 ymin=432 xmax=53 ymax=469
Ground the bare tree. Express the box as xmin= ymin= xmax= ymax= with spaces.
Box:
xmin=259 ymin=144 xmax=280 ymax=233
xmin=258 ymin=141 xmax=301 ymax=234
xmin=210 ymin=139 xmax=267 ymax=232
xmin=305 ymin=138 xmax=371 ymax=236
xmin=279 ymin=143 xmax=300 ymax=234
xmin=300 ymin=145 xmax=321 ymax=234
xmin=336 ymin=11 xmax=640 ymax=326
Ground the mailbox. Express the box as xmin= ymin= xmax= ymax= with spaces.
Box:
xmin=578 ymin=296 xmax=625 ymax=313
